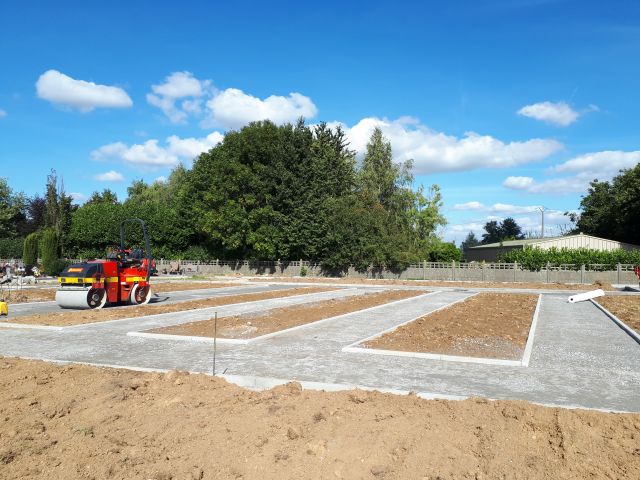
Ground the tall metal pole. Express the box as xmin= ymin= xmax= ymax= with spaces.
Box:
xmin=537 ymin=207 xmax=546 ymax=238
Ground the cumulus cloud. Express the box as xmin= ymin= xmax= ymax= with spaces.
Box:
xmin=503 ymin=150 xmax=640 ymax=194
xmin=205 ymin=89 xmax=318 ymax=130
xmin=36 ymin=70 xmax=132 ymax=112
xmin=517 ymin=101 xmax=578 ymax=126
xmin=502 ymin=176 xmax=535 ymax=190
xmin=334 ymin=117 xmax=562 ymax=174
xmin=551 ymin=150 xmax=640 ymax=174
xmin=146 ymin=71 xmax=211 ymax=123
xmin=91 ymin=131 xmax=223 ymax=169
xmin=147 ymin=72 xmax=318 ymax=129
xmin=94 ymin=170 xmax=124 ymax=182
xmin=0 ymin=109 xmax=6 ymax=118
xmin=452 ymin=201 xmax=485 ymax=210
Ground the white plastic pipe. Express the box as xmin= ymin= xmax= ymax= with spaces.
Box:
xmin=568 ymin=289 xmax=604 ymax=303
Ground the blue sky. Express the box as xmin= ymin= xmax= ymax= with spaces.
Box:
xmin=1 ymin=0 xmax=639 ymax=243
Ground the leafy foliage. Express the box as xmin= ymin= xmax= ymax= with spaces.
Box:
xmin=499 ymin=246 xmax=640 ymax=270
xmin=23 ymin=233 xmax=39 ymax=265
xmin=576 ymin=164 xmax=640 ymax=244
xmin=39 ymin=228 xmax=59 ymax=275
xmin=0 ymin=238 xmax=23 ymax=258
xmin=481 ymin=217 xmax=524 ymax=244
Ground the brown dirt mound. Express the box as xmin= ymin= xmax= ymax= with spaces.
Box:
xmin=7 ymin=287 xmax=336 ymax=327
xmin=365 ymin=293 xmax=539 ymax=359
xmin=149 ymin=289 xmax=424 ymax=339
xmin=0 ymin=357 xmax=638 ymax=480
xmin=0 ymin=287 xmax=56 ymax=303
xmin=597 ymin=296 xmax=640 ymax=333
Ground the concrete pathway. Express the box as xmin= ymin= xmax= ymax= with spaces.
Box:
xmin=0 ymin=288 xmax=638 ymax=412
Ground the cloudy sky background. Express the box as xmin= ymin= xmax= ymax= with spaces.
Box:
xmin=1 ymin=1 xmax=639 ymax=243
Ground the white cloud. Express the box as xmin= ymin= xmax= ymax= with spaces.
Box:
xmin=94 ymin=170 xmax=124 ymax=182
xmin=452 ymin=201 xmax=485 ymax=210
xmin=205 ymin=88 xmax=318 ymax=130
xmin=0 ymin=109 xmax=6 ymax=118
xmin=517 ymin=101 xmax=580 ymax=126
xmin=503 ymin=150 xmax=640 ymax=194
xmin=36 ymin=70 xmax=132 ymax=112
xmin=91 ymin=131 xmax=223 ymax=169
xmin=502 ymin=176 xmax=535 ymax=190
xmin=334 ymin=117 xmax=563 ymax=174
xmin=452 ymin=201 xmax=541 ymax=215
xmin=551 ymin=150 xmax=640 ymax=175
xmin=146 ymin=71 xmax=211 ymax=123
xmin=69 ymin=192 xmax=87 ymax=203
xmin=154 ymin=176 xmax=167 ymax=183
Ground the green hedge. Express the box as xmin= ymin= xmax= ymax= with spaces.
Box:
xmin=499 ymin=247 xmax=640 ymax=271
xmin=23 ymin=233 xmax=39 ymax=265
xmin=0 ymin=238 xmax=24 ymax=258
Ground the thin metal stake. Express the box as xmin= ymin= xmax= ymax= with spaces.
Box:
xmin=213 ymin=311 xmax=217 ymax=376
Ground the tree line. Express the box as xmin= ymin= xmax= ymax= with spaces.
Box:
xmin=1 ymin=121 xmax=460 ymax=274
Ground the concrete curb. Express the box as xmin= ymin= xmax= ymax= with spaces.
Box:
xmin=0 ymin=322 xmax=65 ymax=331
xmin=521 ymin=294 xmax=543 ymax=367
xmin=591 ymin=299 xmax=640 ymax=345
xmin=343 ymin=292 xmax=542 ymax=367
xmin=127 ymin=291 xmax=440 ymax=345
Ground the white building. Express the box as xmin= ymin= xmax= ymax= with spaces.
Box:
xmin=465 ymin=233 xmax=639 ymax=262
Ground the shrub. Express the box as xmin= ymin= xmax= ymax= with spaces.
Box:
xmin=499 ymin=246 xmax=640 ymax=271
xmin=0 ymin=237 xmax=24 ymax=259
xmin=39 ymin=228 xmax=59 ymax=275
xmin=23 ymin=233 xmax=39 ymax=265
xmin=300 ymin=266 xmax=308 ymax=277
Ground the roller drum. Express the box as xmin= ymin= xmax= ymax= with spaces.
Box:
xmin=56 ymin=287 xmax=107 ymax=309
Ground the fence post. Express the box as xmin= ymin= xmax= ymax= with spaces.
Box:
xmin=617 ymin=263 xmax=621 ymax=284
xmin=580 ymin=264 xmax=585 ymax=284
xmin=452 ymin=260 xmax=456 ymax=281
xmin=546 ymin=262 xmax=550 ymax=283
xmin=514 ymin=261 xmax=518 ymax=282
xmin=482 ymin=262 xmax=486 ymax=282
xmin=423 ymin=260 xmax=426 ymax=280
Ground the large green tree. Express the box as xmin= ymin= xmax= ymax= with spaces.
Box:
xmin=576 ymin=164 xmax=640 ymax=244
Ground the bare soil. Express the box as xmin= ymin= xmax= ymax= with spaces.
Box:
xmin=149 ymin=290 xmax=424 ymax=339
xmin=1 ymin=358 xmax=638 ymax=480
xmin=251 ymin=276 xmax=617 ymax=291
xmin=597 ymin=296 xmax=640 ymax=333
xmin=148 ymin=282 xmax=240 ymax=293
xmin=6 ymin=287 xmax=335 ymax=327
xmin=0 ymin=287 xmax=56 ymax=303
xmin=365 ymin=293 xmax=539 ymax=360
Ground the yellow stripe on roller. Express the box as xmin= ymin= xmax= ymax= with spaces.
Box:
xmin=124 ymin=276 xmax=146 ymax=282
xmin=58 ymin=277 xmax=105 ymax=284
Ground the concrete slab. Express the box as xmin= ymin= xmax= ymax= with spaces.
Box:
xmin=0 ymin=289 xmax=638 ymax=412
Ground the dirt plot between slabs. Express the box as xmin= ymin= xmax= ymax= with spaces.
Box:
xmin=364 ymin=293 xmax=538 ymax=360
xmin=148 ymin=290 xmax=424 ymax=339
xmin=2 ymin=287 xmax=336 ymax=327
xmin=1 ymin=357 xmax=639 ymax=480
xmin=597 ymin=296 xmax=640 ymax=334
xmin=251 ymin=276 xmax=616 ymax=291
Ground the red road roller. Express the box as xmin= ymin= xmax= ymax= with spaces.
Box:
xmin=56 ymin=219 xmax=153 ymax=309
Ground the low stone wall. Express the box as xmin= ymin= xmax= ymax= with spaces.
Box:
xmin=153 ymin=260 xmax=639 ymax=285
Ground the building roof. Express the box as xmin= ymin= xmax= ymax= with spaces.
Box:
xmin=468 ymin=233 xmax=640 ymax=250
